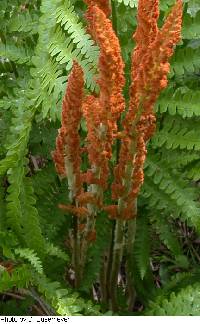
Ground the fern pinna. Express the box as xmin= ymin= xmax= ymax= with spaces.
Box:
xmin=53 ymin=0 xmax=182 ymax=311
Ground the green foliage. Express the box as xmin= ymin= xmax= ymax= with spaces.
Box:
xmin=14 ymin=248 xmax=43 ymax=275
xmin=155 ymin=86 xmax=200 ymax=117
xmin=45 ymin=242 xmax=69 ymax=262
xmin=115 ymin=0 xmax=137 ymax=8
xmin=81 ymin=212 xmax=112 ymax=292
xmin=0 ymin=298 xmax=34 ymax=316
xmin=146 ymin=283 xmax=200 ymax=315
xmin=170 ymin=47 xmax=200 ymax=78
xmin=143 ymin=154 xmax=200 ymax=230
xmin=133 ymin=213 xmax=150 ymax=280
xmin=182 ymin=11 xmax=200 ymax=39
xmin=35 ymin=275 xmax=101 ymax=315
xmin=150 ymin=213 xmax=183 ymax=258
xmin=152 ymin=116 xmax=200 ymax=151
xmin=0 ymin=265 xmax=32 ymax=292
xmin=30 ymin=0 xmax=98 ymax=121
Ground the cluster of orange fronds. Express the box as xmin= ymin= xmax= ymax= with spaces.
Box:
xmin=111 ymin=0 xmax=182 ymax=219
xmin=53 ymin=0 xmax=182 ymax=222
xmin=53 ymin=61 xmax=84 ymax=197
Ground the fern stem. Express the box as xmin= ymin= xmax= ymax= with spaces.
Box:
xmin=73 ymin=217 xmax=82 ymax=288
xmin=79 ymin=214 xmax=95 ymax=283
xmin=99 ymin=252 xmax=109 ymax=307
xmin=109 ymin=219 xmax=125 ymax=311
xmin=100 ymin=221 xmax=116 ymax=308
xmin=126 ymin=215 xmax=137 ymax=311
xmin=78 ymin=184 xmax=102 ymax=285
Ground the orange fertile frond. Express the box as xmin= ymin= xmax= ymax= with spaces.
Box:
xmin=76 ymin=192 xmax=97 ymax=205
xmin=53 ymin=61 xmax=84 ymax=197
xmin=86 ymin=230 xmax=97 ymax=242
xmin=82 ymin=95 xmax=110 ymax=189
xmin=78 ymin=223 xmax=86 ymax=232
xmin=52 ymin=135 xmax=66 ymax=177
xmin=83 ymin=4 xmax=126 ymax=196
xmin=59 ymin=204 xmax=89 ymax=218
xmin=127 ymin=0 xmax=182 ymax=138
xmin=85 ymin=5 xmax=125 ymax=139
xmin=103 ymin=205 xmax=119 ymax=219
xmin=128 ymin=0 xmax=182 ymax=126
xmin=129 ymin=0 xmax=159 ymax=120
xmin=132 ymin=0 xmax=159 ymax=74
xmin=136 ymin=0 xmax=183 ymax=110
xmin=84 ymin=0 xmax=111 ymax=16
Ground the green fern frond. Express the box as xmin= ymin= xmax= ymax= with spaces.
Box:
xmin=15 ymin=248 xmax=43 ymax=275
xmin=0 ymin=181 xmax=6 ymax=229
xmin=0 ymin=58 xmax=14 ymax=74
xmin=7 ymin=12 xmax=39 ymax=34
xmin=159 ymin=0 xmax=182 ymax=11
xmin=6 ymin=165 xmax=25 ymax=240
xmin=29 ymin=0 xmax=66 ymax=119
xmin=55 ymin=2 xmax=98 ymax=60
xmin=152 ymin=116 xmax=200 ymax=150
xmin=170 ymin=47 xmax=200 ymax=77
xmin=38 ymin=58 xmax=63 ymax=95
xmin=0 ymin=110 xmax=11 ymax=157
xmin=143 ymin=155 xmax=200 ymax=230
xmin=0 ymin=43 xmax=32 ymax=65
xmin=146 ymin=283 xmax=200 ymax=315
xmin=0 ymin=105 xmax=34 ymax=175
xmin=0 ymin=231 xmax=17 ymax=259
xmin=187 ymin=161 xmax=200 ymax=181
xmin=81 ymin=212 xmax=112 ymax=291
xmin=48 ymin=27 xmax=97 ymax=90
xmin=6 ymin=167 xmax=46 ymax=255
xmin=0 ymin=97 xmax=46 ymax=253
xmin=187 ymin=0 xmax=200 ymax=17
xmin=35 ymin=275 xmax=99 ymax=315
xmin=48 ymin=28 xmax=78 ymax=68
xmin=182 ymin=11 xmax=200 ymax=39
xmin=31 ymin=79 xmax=65 ymax=120
xmin=20 ymin=177 xmax=46 ymax=256
xmin=115 ymin=0 xmax=137 ymax=8
xmin=156 ymin=87 xmax=200 ymax=117
xmin=157 ymin=149 xmax=199 ymax=168
xmin=142 ymin=177 xmax=179 ymax=212
xmin=31 ymin=0 xmax=98 ymax=120
xmin=150 ymin=213 xmax=183 ymax=257
xmin=45 ymin=242 xmax=69 ymax=262
xmin=162 ymin=272 xmax=199 ymax=296
xmin=0 ymin=265 xmax=32 ymax=293
xmin=31 ymin=163 xmax=69 ymax=242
